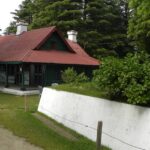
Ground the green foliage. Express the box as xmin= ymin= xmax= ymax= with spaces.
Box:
xmin=30 ymin=0 xmax=82 ymax=32
xmin=79 ymin=0 xmax=131 ymax=58
xmin=128 ymin=0 xmax=150 ymax=52
xmin=61 ymin=67 xmax=77 ymax=84
xmin=11 ymin=0 xmax=34 ymax=24
xmin=93 ymin=52 xmax=150 ymax=105
xmin=93 ymin=56 xmax=123 ymax=99
xmin=7 ymin=0 xmax=131 ymax=58
xmin=76 ymin=72 xmax=89 ymax=83
xmin=61 ymin=67 xmax=89 ymax=84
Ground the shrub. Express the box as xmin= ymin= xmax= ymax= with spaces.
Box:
xmin=93 ymin=52 xmax=150 ymax=105
xmin=61 ymin=68 xmax=89 ymax=84
xmin=75 ymin=72 xmax=89 ymax=84
xmin=61 ymin=67 xmax=77 ymax=84
xmin=93 ymin=56 xmax=123 ymax=100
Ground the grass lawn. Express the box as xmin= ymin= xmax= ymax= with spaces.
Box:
xmin=51 ymin=82 xmax=109 ymax=99
xmin=0 ymin=92 xmax=111 ymax=150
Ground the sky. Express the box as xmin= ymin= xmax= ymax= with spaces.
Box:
xmin=0 ymin=0 xmax=24 ymax=34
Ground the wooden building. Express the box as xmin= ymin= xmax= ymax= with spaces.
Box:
xmin=0 ymin=23 xmax=99 ymax=90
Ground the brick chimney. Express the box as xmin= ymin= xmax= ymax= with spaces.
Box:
xmin=16 ymin=22 xmax=28 ymax=35
xmin=67 ymin=30 xmax=78 ymax=42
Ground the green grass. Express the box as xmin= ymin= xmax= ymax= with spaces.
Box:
xmin=51 ymin=82 xmax=109 ymax=99
xmin=0 ymin=92 xmax=111 ymax=150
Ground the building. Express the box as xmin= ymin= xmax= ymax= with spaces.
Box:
xmin=0 ymin=22 xmax=99 ymax=90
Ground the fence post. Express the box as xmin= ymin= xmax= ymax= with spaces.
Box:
xmin=38 ymin=85 xmax=43 ymax=98
xmin=96 ymin=121 xmax=103 ymax=150
xmin=24 ymin=95 xmax=27 ymax=112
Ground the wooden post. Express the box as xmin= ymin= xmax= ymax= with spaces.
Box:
xmin=20 ymin=64 xmax=26 ymax=91
xmin=5 ymin=64 xmax=9 ymax=88
xmin=24 ymin=95 xmax=27 ymax=112
xmin=96 ymin=121 xmax=103 ymax=150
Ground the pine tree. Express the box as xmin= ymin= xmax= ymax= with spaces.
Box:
xmin=128 ymin=0 xmax=150 ymax=52
xmin=11 ymin=0 xmax=34 ymax=24
xmin=31 ymin=0 xmax=82 ymax=33
xmin=79 ymin=0 xmax=130 ymax=58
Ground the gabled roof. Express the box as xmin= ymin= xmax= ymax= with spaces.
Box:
xmin=0 ymin=27 xmax=99 ymax=66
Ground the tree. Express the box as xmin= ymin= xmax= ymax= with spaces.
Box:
xmin=79 ymin=0 xmax=131 ymax=58
xmin=31 ymin=0 xmax=82 ymax=33
xmin=11 ymin=0 xmax=34 ymax=24
xmin=61 ymin=67 xmax=89 ymax=84
xmin=128 ymin=0 xmax=150 ymax=52
xmin=93 ymin=52 xmax=150 ymax=105
xmin=4 ymin=21 xmax=16 ymax=35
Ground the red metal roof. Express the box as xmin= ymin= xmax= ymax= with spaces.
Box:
xmin=0 ymin=27 xmax=99 ymax=66
xmin=23 ymin=50 xmax=99 ymax=65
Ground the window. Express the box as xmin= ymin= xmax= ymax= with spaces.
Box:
xmin=8 ymin=65 xmax=15 ymax=76
xmin=34 ymin=64 xmax=43 ymax=86
xmin=50 ymin=41 xmax=56 ymax=49
xmin=0 ymin=65 xmax=5 ymax=72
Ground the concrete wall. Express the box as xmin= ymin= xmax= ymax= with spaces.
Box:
xmin=0 ymin=87 xmax=39 ymax=96
xmin=38 ymin=88 xmax=150 ymax=150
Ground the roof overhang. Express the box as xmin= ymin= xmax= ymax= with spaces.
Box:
xmin=0 ymin=61 xmax=22 ymax=64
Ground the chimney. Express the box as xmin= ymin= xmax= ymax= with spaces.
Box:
xmin=67 ymin=30 xmax=78 ymax=42
xmin=16 ymin=22 xmax=28 ymax=35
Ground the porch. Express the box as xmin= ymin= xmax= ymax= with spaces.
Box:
xmin=0 ymin=62 xmax=65 ymax=90
xmin=0 ymin=62 xmax=96 ymax=91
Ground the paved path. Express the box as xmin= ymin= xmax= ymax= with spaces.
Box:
xmin=0 ymin=127 xmax=43 ymax=150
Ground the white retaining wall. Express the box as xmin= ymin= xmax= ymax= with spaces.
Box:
xmin=0 ymin=87 xmax=39 ymax=96
xmin=38 ymin=88 xmax=150 ymax=150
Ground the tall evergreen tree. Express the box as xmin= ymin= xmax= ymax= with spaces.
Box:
xmin=128 ymin=0 xmax=150 ymax=52
xmin=31 ymin=0 xmax=82 ymax=33
xmin=79 ymin=0 xmax=130 ymax=58
xmin=11 ymin=0 xmax=34 ymax=24
xmin=114 ymin=0 xmax=132 ymax=56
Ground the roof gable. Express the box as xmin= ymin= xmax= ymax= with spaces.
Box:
xmin=34 ymin=28 xmax=75 ymax=53
xmin=37 ymin=31 xmax=72 ymax=52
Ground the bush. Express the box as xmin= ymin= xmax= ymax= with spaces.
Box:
xmin=75 ymin=72 xmax=89 ymax=83
xmin=61 ymin=67 xmax=77 ymax=84
xmin=61 ymin=68 xmax=89 ymax=84
xmin=93 ymin=56 xmax=123 ymax=100
xmin=93 ymin=52 xmax=150 ymax=105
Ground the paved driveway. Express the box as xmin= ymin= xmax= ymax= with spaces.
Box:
xmin=0 ymin=127 xmax=43 ymax=150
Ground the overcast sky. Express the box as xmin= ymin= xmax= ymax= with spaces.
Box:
xmin=0 ymin=0 xmax=24 ymax=34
